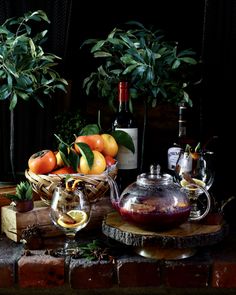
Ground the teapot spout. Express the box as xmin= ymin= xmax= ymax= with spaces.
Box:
xmin=106 ymin=175 xmax=120 ymax=210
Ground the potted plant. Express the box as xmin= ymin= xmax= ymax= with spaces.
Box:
xmin=0 ymin=10 xmax=68 ymax=181
xmin=81 ymin=21 xmax=198 ymax=170
xmin=5 ymin=180 xmax=34 ymax=212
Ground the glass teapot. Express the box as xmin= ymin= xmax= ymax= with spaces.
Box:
xmin=110 ymin=165 xmax=211 ymax=230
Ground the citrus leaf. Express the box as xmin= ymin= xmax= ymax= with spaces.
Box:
xmin=111 ymin=130 xmax=135 ymax=153
xmin=75 ymin=142 xmax=94 ymax=169
xmin=68 ymin=148 xmax=80 ymax=172
xmin=80 ymin=124 xmax=100 ymax=135
xmin=58 ymin=143 xmax=70 ymax=167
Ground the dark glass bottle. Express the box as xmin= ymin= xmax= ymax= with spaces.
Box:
xmin=112 ymin=82 xmax=138 ymax=192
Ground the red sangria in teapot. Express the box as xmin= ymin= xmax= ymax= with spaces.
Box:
xmin=111 ymin=165 xmax=211 ymax=230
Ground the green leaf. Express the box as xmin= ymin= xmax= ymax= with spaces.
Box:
xmin=122 ymin=64 xmax=138 ymax=75
xmin=0 ymin=85 xmax=10 ymax=100
xmin=9 ymin=92 xmax=17 ymax=110
xmin=111 ymin=130 xmax=135 ymax=153
xmin=177 ymin=49 xmax=196 ymax=57
xmin=97 ymin=65 xmax=108 ymax=77
xmin=15 ymin=90 xmax=29 ymax=100
xmin=107 ymin=37 xmax=124 ymax=45
xmin=94 ymin=51 xmax=112 ymax=58
xmin=68 ymin=148 xmax=80 ymax=172
xmin=58 ymin=143 xmax=71 ymax=167
xmin=75 ymin=142 xmax=94 ymax=169
xmin=120 ymin=54 xmax=137 ymax=65
xmin=80 ymin=124 xmax=100 ymax=135
xmin=120 ymin=34 xmax=135 ymax=48
xmin=91 ymin=40 xmax=106 ymax=53
xmin=80 ymin=38 xmax=98 ymax=48
xmin=172 ymin=59 xmax=181 ymax=69
xmin=179 ymin=57 xmax=197 ymax=64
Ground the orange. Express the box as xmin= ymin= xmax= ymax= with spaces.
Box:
xmin=50 ymin=166 xmax=75 ymax=174
xmin=101 ymin=134 xmax=118 ymax=157
xmin=74 ymin=135 xmax=93 ymax=154
xmin=74 ymin=134 xmax=104 ymax=153
xmin=88 ymin=134 xmax=104 ymax=152
xmin=105 ymin=155 xmax=116 ymax=167
xmin=79 ymin=150 xmax=106 ymax=174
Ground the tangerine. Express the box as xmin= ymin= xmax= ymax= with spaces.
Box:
xmin=88 ymin=134 xmax=104 ymax=152
xmin=74 ymin=135 xmax=93 ymax=153
xmin=79 ymin=150 xmax=106 ymax=174
xmin=101 ymin=134 xmax=118 ymax=157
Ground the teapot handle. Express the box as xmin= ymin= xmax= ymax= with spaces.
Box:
xmin=183 ymin=183 xmax=211 ymax=222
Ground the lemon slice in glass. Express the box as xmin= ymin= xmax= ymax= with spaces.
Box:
xmin=58 ymin=210 xmax=88 ymax=228
xmin=180 ymin=178 xmax=205 ymax=191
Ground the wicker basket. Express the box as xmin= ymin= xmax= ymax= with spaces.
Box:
xmin=25 ymin=164 xmax=118 ymax=206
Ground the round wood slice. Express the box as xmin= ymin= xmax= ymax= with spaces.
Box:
xmin=102 ymin=212 xmax=228 ymax=249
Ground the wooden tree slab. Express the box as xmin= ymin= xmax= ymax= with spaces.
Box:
xmin=102 ymin=212 xmax=228 ymax=249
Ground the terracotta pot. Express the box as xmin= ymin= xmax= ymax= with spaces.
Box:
xmin=15 ymin=200 xmax=34 ymax=213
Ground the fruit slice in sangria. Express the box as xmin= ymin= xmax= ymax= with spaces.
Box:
xmin=57 ymin=210 xmax=88 ymax=229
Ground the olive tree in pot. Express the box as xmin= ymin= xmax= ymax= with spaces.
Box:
xmin=0 ymin=10 xmax=67 ymax=182
xmin=81 ymin=21 xmax=199 ymax=171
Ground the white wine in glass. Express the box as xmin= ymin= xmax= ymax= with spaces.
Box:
xmin=50 ymin=178 xmax=91 ymax=255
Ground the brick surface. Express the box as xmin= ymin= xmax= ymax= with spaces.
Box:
xmin=0 ymin=235 xmax=22 ymax=287
xmin=2 ymin=230 xmax=236 ymax=292
xmin=0 ymin=261 xmax=14 ymax=288
xmin=69 ymin=258 xmax=115 ymax=289
xmin=163 ymin=252 xmax=211 ymax=288
xmin=210 ymin=229 xmax=236 ymax=288
xmin=18 ymin=252 xmax=65 ymax=288
xmin=117 ymin=256 xmax=161 ymax=287
xmin=212 ymin=262 xmax=236 ymax=288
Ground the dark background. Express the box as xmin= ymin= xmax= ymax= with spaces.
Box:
xmin=0 ymin=0 xmax=235 ymax=203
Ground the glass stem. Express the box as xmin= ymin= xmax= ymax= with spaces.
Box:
xmin=64 ymin=233 xmax=78 ymax=255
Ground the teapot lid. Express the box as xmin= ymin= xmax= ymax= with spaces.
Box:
xmin=137 ymin=164 xmax=172 ymax=186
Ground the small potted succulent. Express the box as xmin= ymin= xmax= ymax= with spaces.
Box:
xmin=6 ymin=181 xmax=34 ymax=212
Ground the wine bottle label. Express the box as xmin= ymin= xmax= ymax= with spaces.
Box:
xmin=167 ymin=146 xmax=181 ymax=170
xmin=115 ymin=128 xmax=138 ymax=169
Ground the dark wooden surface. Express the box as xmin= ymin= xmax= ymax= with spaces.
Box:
xmin=102 ymin=212 xmax=228 ymax=249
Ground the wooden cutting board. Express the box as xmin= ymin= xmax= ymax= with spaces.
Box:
xmin=102 ymin=212 xmax=228 ymax=259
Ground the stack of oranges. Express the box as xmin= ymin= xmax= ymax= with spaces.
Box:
xmin=28 ymin=134 xmax=118 ymax=175
xmin=74 ymin=133 xmax=118 ymax=174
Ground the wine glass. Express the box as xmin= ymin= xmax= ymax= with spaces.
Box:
xmin=50 ymin=178 xmax=91 ymax=255
xmin=175 ymin=149 xmax=215 ymax=190
xmin=175 ymin=149 xmax=214 ymax=219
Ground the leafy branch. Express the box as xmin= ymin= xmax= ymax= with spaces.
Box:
xmin=81 ymin=21 xmax=198 ymax=109
xmin=0 ymin=10 xmax=68 ymax=180
xmin=0 ymin=10 xmax=68 ymax=110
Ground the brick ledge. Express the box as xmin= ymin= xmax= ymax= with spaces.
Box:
xmin=1 ymin=226 xmax=236 ymax=292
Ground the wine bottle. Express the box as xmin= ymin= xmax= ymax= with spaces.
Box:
xmin=112 ymin=82 xmax=138 ymax=192
xmin=167 ymin=103 xmax=190 ymax=173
